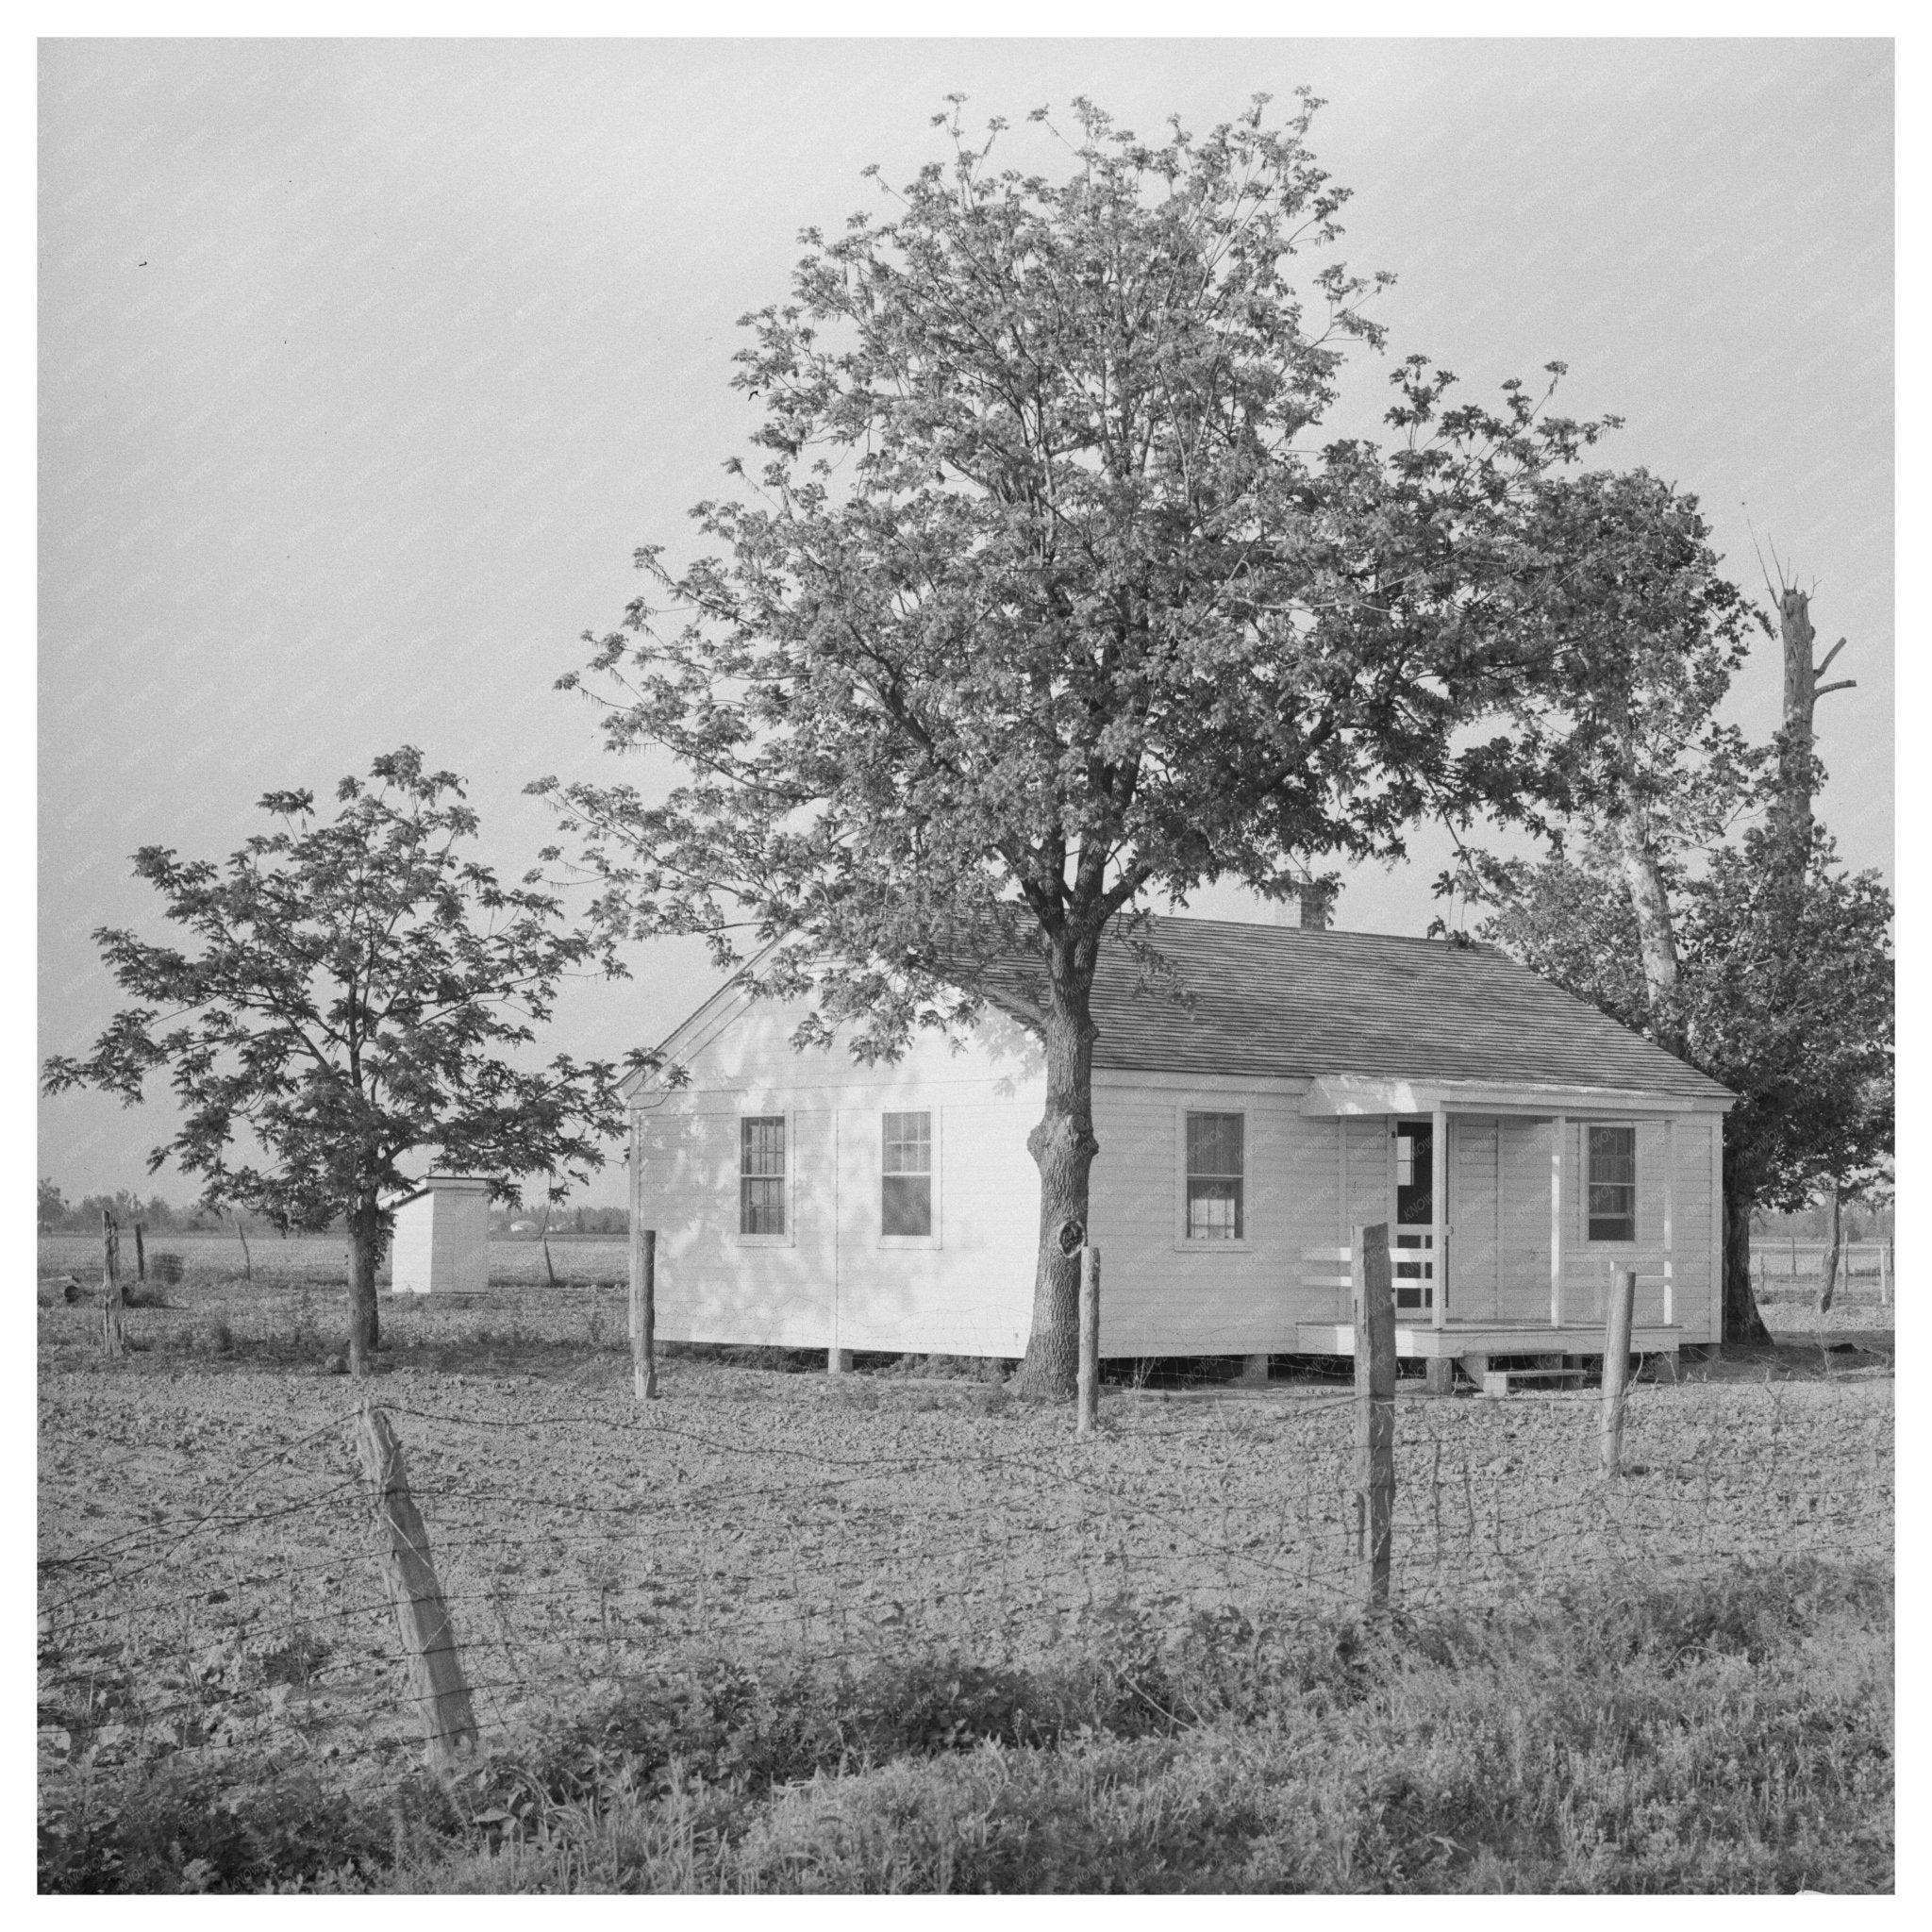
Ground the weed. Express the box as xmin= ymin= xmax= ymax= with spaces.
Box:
xmin=38 ymin=1559 xmax=1892 ymax=1894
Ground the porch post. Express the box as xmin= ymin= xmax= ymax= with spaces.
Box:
xmin=1550 ymin=1115 xmax=1566 ymax=1328
xmin=1336 ymin=1117 xmax=1348 ymax=1248
xmin=1431 ymin=1103 xmax=1448 ymax=1331
xmin=1663 ymin=1118 xmax=1676 ymax=1329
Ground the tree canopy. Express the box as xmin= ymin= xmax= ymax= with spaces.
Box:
xmin=42 ymin=747 xmax=637 ymax=1371
xmin=545 ymin=95 xmax=1615 ymax=1391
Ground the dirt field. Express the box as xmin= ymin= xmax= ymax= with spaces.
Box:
xmin=38 ymin=1271 xmax=1893 ymax=1809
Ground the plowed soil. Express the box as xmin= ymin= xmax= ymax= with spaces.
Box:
xmin=38 ymin=1275 xmax=1893 ymax=1799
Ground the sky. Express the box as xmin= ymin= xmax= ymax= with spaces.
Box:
xmin=37 ymin=36 xmax=1894 ymax=1206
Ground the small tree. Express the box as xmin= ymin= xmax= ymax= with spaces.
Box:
xmin=37 ymin=1177 xmax=66 ymax=1233
xmin=42 ymin=749 xmax=637 ymax=1374
xmin=1675 ymin=828 xmax=1892 ymax=1323
xmin=546 ymin=95 xmax=1607 ymax=1393
xmin=1479 ymin=826 xmax=1891 ymax=1342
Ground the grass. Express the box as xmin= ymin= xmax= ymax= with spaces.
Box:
xmin=39 ymin=1557 xmax=1891 ymax=1894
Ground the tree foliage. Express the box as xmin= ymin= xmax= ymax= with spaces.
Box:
xmin=544 ymin=94 xmax=1611 ymax=1390
xmin=42 ymin=748 xmax=637 ymax=1369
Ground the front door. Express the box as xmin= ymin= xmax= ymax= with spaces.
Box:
xmin=1393 ymin=1118 xmax=1436 ymax=1313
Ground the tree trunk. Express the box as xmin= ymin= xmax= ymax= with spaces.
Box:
xmin=1817 ymin=1182 xmax=1842 ymax=1314
xmin=347 ymin=1194 xmax=383 ymax=1376
xmin=1018 ymin=935 xmax=1101 ymax=1398
xmin=1615 ymin=798 xmax=1684 ymax=1057
xmin=1722 ymin=1163 xmax=1771 ymax=1345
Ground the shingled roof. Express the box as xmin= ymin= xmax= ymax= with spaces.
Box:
xmin=982 ymin=915 xmax=1731 ymax=1103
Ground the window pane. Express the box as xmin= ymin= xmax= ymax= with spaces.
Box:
xmin=1185 ymin=1113 xmax=1244 ymax=1241
xmin=882 ymin=1174 xmax=932 ymax=1238
xmin=741 ymin=1175 xmax=786 ymax=1236
xmin=1187 ymin=1179 xmax=1242 ymax=1241
xmin=741 ymin=1117 xmax=786 ymax=1178
xmin=882 ymin=1111 xmax=931 ymax=1175
xmin=740 ymin=1117 xmax=785 ymax=1233
xmin=1186 ymin=1111 xmax=1243 ymax=1178
xmin=1587 ymin=1125 xmax=1636 ymax=1241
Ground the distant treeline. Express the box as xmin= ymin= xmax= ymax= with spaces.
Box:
xmin=37 ymin=1179 xmax=627 ymax=1239
xmin=1753 ymin=1200 xmax=1892 ymax=1242
xmin=489 ymin=1206 xmax=630 ymax=1238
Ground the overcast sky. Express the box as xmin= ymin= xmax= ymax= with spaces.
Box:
xmin=38 ymin=37 xmax=1893 ymax=1205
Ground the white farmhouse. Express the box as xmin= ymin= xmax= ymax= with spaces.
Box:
xmin=624 ymin=917 xmax=1733 ymax=1371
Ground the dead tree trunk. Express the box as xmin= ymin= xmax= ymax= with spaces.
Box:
xmin=1019 ymin=932 xmax=1102 ymax=1399
xmin=353 ymin=1402 xmax=478 ymax=1774
xmin=1769 ymin=583 xmax=1855 ymax=939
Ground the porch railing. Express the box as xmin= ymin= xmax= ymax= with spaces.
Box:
xmin=1303 ymin=1245 xmax=1682 ymax=1332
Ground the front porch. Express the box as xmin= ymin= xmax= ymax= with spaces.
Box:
xmin=1294 ymin=1074 xmax=1710 ymax=1352
xmin=1293 ymin=1319 xmax=1684 ymax=1359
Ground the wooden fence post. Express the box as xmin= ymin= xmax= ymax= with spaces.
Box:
xmin=1077 ymin=1245 xmax=1101 ymax=1437
xmin=631 ymin=1227 xmax=658 ymax=1401
xmin=236 ymin=1218 xmax=252 ymax=1281
xmin=1599 ymin=1267 xmax=1637 ymax=1479
xmin=100 ymin=1209 xmax=125 ymax=1355
xmin=134 ymin=1223 xmax=146 ymax=1284
xmin=353 ymin=1401 xmax=478 ymax=1774
xmin=1880 ymin=1240 xmax=1890 ymax=1307
xmin=1353 ymin=1222 xmax=1396 ymax=1609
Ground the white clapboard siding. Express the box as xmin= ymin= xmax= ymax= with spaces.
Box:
xmin=1086 ymin=1080 xmax=1325 ymax=1357
xmin=629 ymin=959 xmax=1730 ymax=1359
xmin=638 ymin=992 xmax=1044 ymax=1357
xmin=1451 ymin=1116 xmax=1502 ymax=1324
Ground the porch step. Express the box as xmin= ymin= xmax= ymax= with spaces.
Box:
xmin=1480 ymin=1367 xmax=1591 ymax=1398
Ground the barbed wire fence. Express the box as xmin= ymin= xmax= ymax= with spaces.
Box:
xmin=39 ymin=1291 xmax=1894 ymax=1810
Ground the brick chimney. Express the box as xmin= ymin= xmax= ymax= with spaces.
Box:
xmin=1267 ymin=882 xmax=1336 ymax=929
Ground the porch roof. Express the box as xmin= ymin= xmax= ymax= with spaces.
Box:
xmin=983 ymin=917 xmax=1731 ymax=1106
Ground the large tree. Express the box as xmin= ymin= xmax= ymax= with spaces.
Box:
xmin=42 ymin=748 xmax=635 ymax=1374
xmin=1447 ymin=470 xmax=1761 ymax=1053
xmin=543 ymin=95 xmax=1607 ymax=1392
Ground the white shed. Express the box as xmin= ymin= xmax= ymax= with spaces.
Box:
xmin=390 ymin=1174 xmax=492 ymax=1294
xmin=625 ymin=917 xmax=1734 ymax=1366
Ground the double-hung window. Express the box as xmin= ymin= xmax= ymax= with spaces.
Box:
xmin=740 ymin=1116 xmax=787 ymax=1236
xmin=1586 ymin=1124 xmax=1637 ymax=1242
xmin=881 ymin=1111 xmax=933 ymax=1238
xmin=1185 ymin=1111 xmax=1245 ymax=1241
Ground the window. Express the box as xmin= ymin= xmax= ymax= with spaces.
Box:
xmin=1587 ymin=1124 xmax=1637 ymax=1242
xmin=1185 ymin=1111 xmax=1245 ymax=1241
xmin=882 ymin=1110 xmax=933 ymax=1238
xmin=740 ymin=1116 xmax=786 ymax=1236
